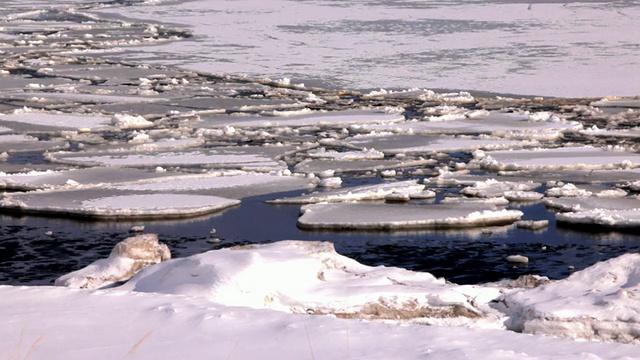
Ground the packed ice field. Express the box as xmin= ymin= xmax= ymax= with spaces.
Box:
xmin=2 ymin=0 xmax=640 ymax=359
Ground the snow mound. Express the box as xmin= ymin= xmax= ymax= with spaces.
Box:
xmin=55 ymin=234 xmax=170 ymax=289
xmin=122 ymin=240 xmax=500 ymax=323
xmin=499 ymin=253 xmax=640 ymax=344
xmin=297 ymin=203 xmax=523 ymax=230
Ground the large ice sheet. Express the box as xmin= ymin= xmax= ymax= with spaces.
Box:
xmin=48 ymin=146 xmax=290 ymax=171
xmin=297 ymin=202 xmax=523 ymax=230
xmin=0 ymin=189 xmax=240 ymax=219
xmin=476 ymin=146 xmax=640 ymax=171
xmin=345 ymin=134 xmax=532 ymax=155
xmin=0 ymin=112 xmax=112 ymax=131
xmin=198 ymin=109 xmax=405 ymax=129
xmin=0 ymin=168 xmax=173 ymax=191
xmin=109 ymin=171 xmax=314 ymax=199
xmin=355 ymin=112 xmax=582 ymax=140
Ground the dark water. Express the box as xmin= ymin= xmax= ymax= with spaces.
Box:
xmin=3 ymin=179 xmax=640 ymax=286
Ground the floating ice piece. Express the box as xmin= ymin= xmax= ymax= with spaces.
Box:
xmin=199 ymin=109 xmax=405 ymax=129
xmin=305 ymin=148 xmax=384 ymax=161
xmin=121 ymin=240 xmax=498 ymax=322
xmin=111 ymin=113 xmax=154 ymax=129
xmin=461 ymin=179 xmax=540 ymax=198
xmin=0 ymin=134 xmax=68 ymax=153
xmin=358 ymin=112 xmax=581 ymax=140
xmin=503 ymin=191 xmax=544 ymax=201
xmin=297 ymin=203 xmax=523 ymax=230
xmin=542 ymin=197 xmax=640 ymax=212
xmin=506 ymin=255 xmax=529 ymax=264
xmin=0 ymin=190 xmax=240 ymax=219
xmin=0 ymin=168 xmax=175 ymax=191
xmin=268 ymin=180 xmax=424 ymax=204
xmin=500 ymin=253 xmax=640 ymax=343
xmin=516 ymin=220 xmax=549 ymax=231
xmin=475 ymin=146 xmax=640 ymax=171
xmin=294 ymin=158 xmax=431 ymax=174
xmin=556 ymin=208 xmax=640 ymax=229
xmin=0 ymin=112 xmax=112 ymax=131
xmin=346 ymin=134 xmax=533 ymax=155
xmin=439 ymin=196 xmax=510 ymax=206
xmin=580 ymin=126 xmax=640 ymax=138
xmin=109 ymin=171 xmax=314 ymax=199
xmin=318 ymin=177 xmax=342 ymax=188
xmin=48 ymin=146 xmax=290 ymax=171
xmin=55 ymin=234 xmax=170 ymax=290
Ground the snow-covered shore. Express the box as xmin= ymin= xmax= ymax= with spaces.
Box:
xmin=3 ymin=239 xmax=640 ymax=359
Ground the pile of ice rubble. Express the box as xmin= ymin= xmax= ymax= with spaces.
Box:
xmin=50 ymin=234 xmax=640 ymax=345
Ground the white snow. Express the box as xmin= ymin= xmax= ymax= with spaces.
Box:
xmin=461 ymin=179 xmax=541 ymax=199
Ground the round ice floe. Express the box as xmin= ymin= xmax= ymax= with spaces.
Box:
xmin=0 ymin=191 xmax=240 ymax=219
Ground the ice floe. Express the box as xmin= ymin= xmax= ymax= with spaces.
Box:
xmin=0 ymin=190 xmax=240 ymax=219
xmin=475 ymin=146 xmax=640 ymax=171
xmin=297 ymin=203 xmax=523 ymax=230
xmin=267 ymin=180 xmax=425 ymax=204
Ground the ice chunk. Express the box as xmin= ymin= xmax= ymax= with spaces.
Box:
xmin=297 ymin=203 xmax=523 ymax=230
xmin=55 ymin=234 xmax=170 ymax=290
xmin=460 ymin=179 xmax=540 ymax=198
xmin=556 ymin=208 xmax=640 ymax=229
xmin=269 ymin=180 xmax=425 ymax=204
xmin=49 ymin=146 xmax=290 ymax=171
